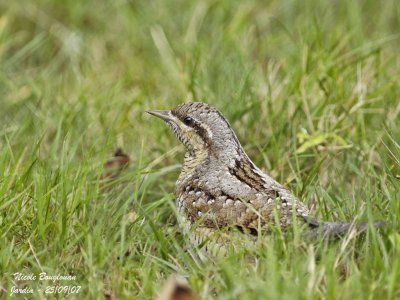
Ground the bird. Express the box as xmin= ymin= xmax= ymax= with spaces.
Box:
xmin=146 ymin=102 xmax=383 ymax=253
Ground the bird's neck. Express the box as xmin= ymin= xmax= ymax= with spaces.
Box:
xmin=178 ymin=148 xmax=210 ymax=183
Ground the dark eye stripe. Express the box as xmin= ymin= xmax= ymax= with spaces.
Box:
xmin=170 ymin=110 xmax=212 ymax=146
xmin=195 ymin=124 xmax=212 ymax=146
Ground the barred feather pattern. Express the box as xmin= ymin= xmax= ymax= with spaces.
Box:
xmin=148 ymin=102 xmax=384 ymax=254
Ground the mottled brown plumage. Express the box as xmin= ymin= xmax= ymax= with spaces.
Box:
xmin=147 ymin=102 xmax=382 ymax=251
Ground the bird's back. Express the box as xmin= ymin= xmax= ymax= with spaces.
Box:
xmin=175 ymin=150 xmax=310 ymax=235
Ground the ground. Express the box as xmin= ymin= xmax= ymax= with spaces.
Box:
xmin=0 ymin=0 xmax=400 ymax=299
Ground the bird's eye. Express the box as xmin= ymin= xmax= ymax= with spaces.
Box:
xmin=183 ymin=117 xmax=194 ymax=127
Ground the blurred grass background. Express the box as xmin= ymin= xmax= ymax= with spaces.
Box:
xmin=0 ymin=0 xmax=400 ymax=299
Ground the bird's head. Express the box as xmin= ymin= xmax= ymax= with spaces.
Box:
xmin=146 ymin=102 xmax=241 ymax=157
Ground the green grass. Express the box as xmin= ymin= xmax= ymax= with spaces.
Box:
xmin=1 ymin=0 xmax=400 ymax=299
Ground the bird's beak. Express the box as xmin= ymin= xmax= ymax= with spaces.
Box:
xmin=146 ymin=110 xmax=174 ymax=122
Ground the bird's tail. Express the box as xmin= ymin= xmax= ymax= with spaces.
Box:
xmin=302 ymin=216 xmax=386 ymax=239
